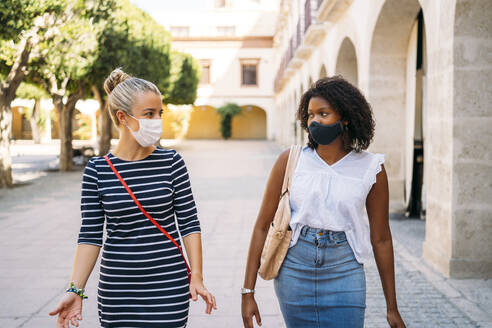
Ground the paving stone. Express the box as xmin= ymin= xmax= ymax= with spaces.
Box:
xmin=0 ymin=140 xmax=489 ymax=327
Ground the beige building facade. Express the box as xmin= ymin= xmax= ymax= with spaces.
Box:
xmin=272 ymin=0 xmax=492 ymax=278
xmin=152 ymin=0 xmax=279 ymax=140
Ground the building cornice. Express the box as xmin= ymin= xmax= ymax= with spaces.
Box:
xmin=172 ymin=35 xmax=273 ymax=42
xmin=172 ymin=35 xmax=274 ymax=48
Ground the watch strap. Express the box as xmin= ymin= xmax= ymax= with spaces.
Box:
xmin=241 ymin=287 xmax=255 ymax=294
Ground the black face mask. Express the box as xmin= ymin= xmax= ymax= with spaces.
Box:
xmin=308 ymin=120 xmax=344 ymax=145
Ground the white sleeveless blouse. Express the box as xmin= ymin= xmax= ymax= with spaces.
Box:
xmin=289 ymin=146 xmax=385 ymax=264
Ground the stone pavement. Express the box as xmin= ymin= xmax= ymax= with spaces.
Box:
xmin=8 ymin=140 xmax=97 ymax=184
xmin=0 ymin=140 xmax=490 ymax=327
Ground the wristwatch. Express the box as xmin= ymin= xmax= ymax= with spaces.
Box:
xmin=241 ymin=287 xmax=255 ymax=295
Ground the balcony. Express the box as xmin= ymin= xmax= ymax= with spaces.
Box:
xmin=302 ymin=0 xmax=329 ymax=50
xmin=292 ymin=18 xmax=310 ymax=61
xmin=274 ymin=0 xmax=353 ymax=92
xmin=317 ymin=0 xmax=354 ymax=23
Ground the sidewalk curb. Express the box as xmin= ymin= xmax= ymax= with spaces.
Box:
xmin=393 ymin=239 xmax=492 ymax=327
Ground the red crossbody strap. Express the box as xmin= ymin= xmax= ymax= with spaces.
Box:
xmin=103 ymin=155 xmax=191 ymax=278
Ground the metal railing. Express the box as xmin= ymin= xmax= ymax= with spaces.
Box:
xmin=305 ymin=0 xmax=312 ymax=32
xmin=274 ymin=0 xmax=324 ymax=91
xmin=296 ymin=18 xmax=302 ymax=49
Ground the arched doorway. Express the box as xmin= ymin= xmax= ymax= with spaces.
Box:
xmin=11 ymin=106 xmax=26 ymax=139
xmin=232 ymin=105 xmax=267 ymax=139
xmin=369 ymin=0 xmax=424 ymax=210
xmin=335 ymin=37 xmax=358 ymax=86
xmin=186 ymin=105 xmax=221 ymax=139
xmin=52 ymin=109 xmax=87 ymax=140
xmin=404 ymin=10 xmax=426 ymax=218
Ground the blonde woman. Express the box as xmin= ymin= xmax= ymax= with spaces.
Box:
xmin=50 ymin=68 xmax=216 ymax=327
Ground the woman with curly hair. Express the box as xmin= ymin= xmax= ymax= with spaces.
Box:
xmin=242 ymin=76 xmax=406 ymax=328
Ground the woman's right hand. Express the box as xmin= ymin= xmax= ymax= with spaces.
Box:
xmin=241 ymin=294 xmax=262 ymax=327
xmin=49 ymin=293 xmax=83 ymax=328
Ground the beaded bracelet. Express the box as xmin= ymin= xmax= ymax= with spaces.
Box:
xmin=66 ymin=282 xmax=88 ymax=299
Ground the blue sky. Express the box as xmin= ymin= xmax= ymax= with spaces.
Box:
xmin=129 ymin=0 xmax=208 ymax=12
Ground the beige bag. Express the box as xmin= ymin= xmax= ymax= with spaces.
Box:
xmin=258 ymin=145 xmax=302 ymax=280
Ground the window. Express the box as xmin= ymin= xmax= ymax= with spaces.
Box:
xmin=216 ymin=26 xmax=236 ymax=37
xmin=199 ymin=60 xmax=211 ymax=85
xmin=170 ymin=26 xmax=189 ymax=38
xmin=240 ymin=59 xmax=260 ymax=86
xmin=242 ymin=65 xmax=257 ymax=85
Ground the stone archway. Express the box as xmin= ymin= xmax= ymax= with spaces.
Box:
xmin=403 ymin=10 xmax=426 ymax=219
xmin=186 ymin=105 xmax=221 ymax=139
xmin=335 ymin=37 xmax=358 ymax=86
xmin=52 ymin=109 xmax=86 ymax=140
xmin=368 ymin=0 xmax=423 ymax=204
xmin=11 ymin=107 xmax=24 ymax=140
xmin=231 ymin=105 xmax=267 ymax=140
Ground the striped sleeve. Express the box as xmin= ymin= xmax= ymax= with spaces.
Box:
xmin=171 ymin=151 xmax=201 ymax=237
xmin=77 ymin=159 xmax=105 ymax=246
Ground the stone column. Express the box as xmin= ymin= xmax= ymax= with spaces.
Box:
xmin=423 ymin=0 xmax=492 ymax=278
xmin=450 ymin=0 xmax=491 ymax=278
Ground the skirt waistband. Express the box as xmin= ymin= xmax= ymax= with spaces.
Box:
xmin=299 ymin=226 xmax=347 ymax=244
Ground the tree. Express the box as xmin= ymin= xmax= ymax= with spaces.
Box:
xmin=89 ymin=0 xmax=201 ymax=155
xmin=15 ymin=82 xmax=49 ymax=143
xmin=0 ymin=0 xmax=64 ymax=187
xmin=88 ymin=15 xmax=131 ymax=156
xmin=30 ymin=0 xmax=114 ymax=171
xmin=216 ymin=103 xmax=242 ymax=140
xmin=166 ymin=52 xmax=199 ymax=106
xmin=89 ymin=0 xmax=173 ymax=155
xmin=165 ymin=52 xmax=200 ymax=105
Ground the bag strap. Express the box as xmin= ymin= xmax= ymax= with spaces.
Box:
xmin=103 ymin=155 xmax=191 ymax=279
xmin=280 ymin=145 xmax=302 ymax=197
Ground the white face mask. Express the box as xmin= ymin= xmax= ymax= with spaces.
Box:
xmin=125 ymin=114 xmax=162 ymax=147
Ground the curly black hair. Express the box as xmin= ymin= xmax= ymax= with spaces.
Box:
xmin=297 ymin=75 xmax=375 ymax=152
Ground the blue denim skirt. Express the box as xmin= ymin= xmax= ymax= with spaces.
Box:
xmin=274 ymin=226 xmax=366 ymax=328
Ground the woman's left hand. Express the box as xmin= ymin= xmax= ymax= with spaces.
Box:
xmin=387 ymin=309 xmax=406 ymax=328
xmin=190 ymin=273 xmax=217 ymax=314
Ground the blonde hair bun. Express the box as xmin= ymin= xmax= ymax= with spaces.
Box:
xmin=104 ymin=68 xmax=131 ymax=95
xmin=103 ymin=67 xmax=161 ymax=126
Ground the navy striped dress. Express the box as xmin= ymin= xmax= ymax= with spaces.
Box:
xmin=78 ymin=147 xmax=201 ymax=328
